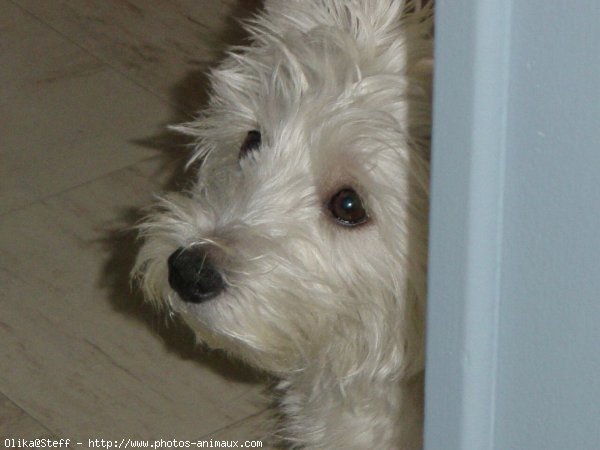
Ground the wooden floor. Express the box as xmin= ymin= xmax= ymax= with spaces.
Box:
xmin=0 ymin=0 xmax=273 ymax=447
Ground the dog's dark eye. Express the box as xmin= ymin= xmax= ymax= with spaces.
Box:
xmin=329 ymin=188 xmax=369 ymax=226
xmin=239 ymin=130 xmax=261 ymax=160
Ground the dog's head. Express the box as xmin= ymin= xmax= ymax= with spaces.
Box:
xmin=134 ymin=0 xmax=432 ymax=379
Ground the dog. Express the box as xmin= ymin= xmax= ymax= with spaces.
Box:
xmin=134 ymin=1 xmax=432 ymax=448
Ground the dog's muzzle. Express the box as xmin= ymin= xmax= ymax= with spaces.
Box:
xmin=167 ymin=247 xmax=225 ymax=303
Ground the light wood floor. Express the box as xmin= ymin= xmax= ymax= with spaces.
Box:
xmin=0 ymin=0 xmax=273 ymax=447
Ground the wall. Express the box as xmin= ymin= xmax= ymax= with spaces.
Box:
xmin=425 ymin=1 xmax=600 ymax=449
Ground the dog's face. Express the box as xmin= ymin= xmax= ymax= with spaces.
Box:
xmin=135 ymin=1 xmax=431 ymax=378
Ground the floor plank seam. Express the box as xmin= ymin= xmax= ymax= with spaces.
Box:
xmin=0 ymin=390 xmax=61 ymax=440
xmin=0 ymin=155 xmax=167 ymax=219
xmin=8 ymin=0 xmax=193 ymax=117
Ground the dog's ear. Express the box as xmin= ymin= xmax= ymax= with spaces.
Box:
xmin=261 ymin=0 xmax=432 ymax=39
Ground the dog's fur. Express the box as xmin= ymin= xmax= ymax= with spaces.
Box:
xmin=134 ymin=1 xmax=432 ymax=448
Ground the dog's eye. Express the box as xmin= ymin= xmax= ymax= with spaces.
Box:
xmin=239 ymin=130 xmax=261 ymax=160
xmin=329 ymin=188 xmax=369 ymax=226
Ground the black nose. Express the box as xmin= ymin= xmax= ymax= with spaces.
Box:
xmin=167 ymin=247 xmax=225 ymax=303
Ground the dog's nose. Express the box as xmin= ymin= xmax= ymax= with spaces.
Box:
xmin=167 ymin=247 xmax=225 ymax=303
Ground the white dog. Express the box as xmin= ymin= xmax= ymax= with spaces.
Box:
xmin=134 ymin=1 xmax=432 ymax=448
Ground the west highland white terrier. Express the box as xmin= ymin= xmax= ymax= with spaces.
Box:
xmin=134 ymin=1 xmax=433 ymax=448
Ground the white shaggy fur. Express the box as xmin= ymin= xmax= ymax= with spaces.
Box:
xmin=134 ymin=1 xmax=432 ymax=448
